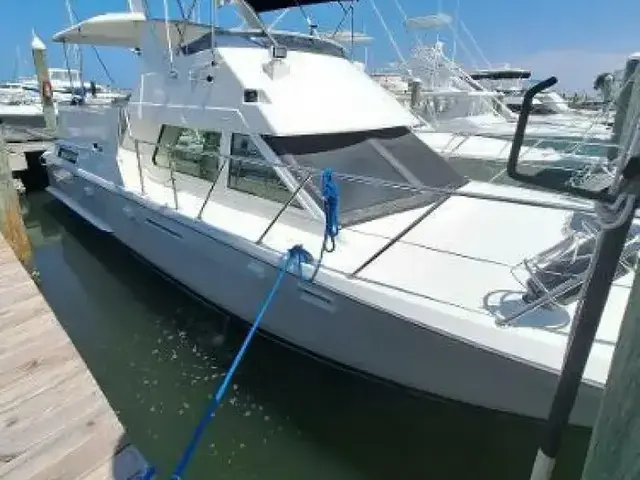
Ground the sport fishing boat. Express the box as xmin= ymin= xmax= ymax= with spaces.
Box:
xmin=44 ymin=0 xmax=638 ymax=427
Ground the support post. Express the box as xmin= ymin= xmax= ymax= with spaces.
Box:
xmin=31 ymin=33 xmax=57 ymax=134
xmin=579 ymin=113 xmax=640 ymax=480
xmin=528 ymin=205 xmax=636 ymax=480
xmin=409 ymin=78 xmax=422 ymax=111
xmin=580 ymin=262 xmax=640 ymax=480
xmin=608 ymin=53 xmax=640 ymax=161
xmin=0 ymin=122 xmax=32 ymax=265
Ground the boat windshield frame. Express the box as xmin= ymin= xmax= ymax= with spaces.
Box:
xmin=180 ymin=30 xmax=346 ymax=59
xmin=262 ymin=127 xmax=468 ymax=226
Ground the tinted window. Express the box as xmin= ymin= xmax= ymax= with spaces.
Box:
xmin=228 ymin=134 xmax=299 ymax=206
xmin=154 ymin=126 xmax=221 ymax=182
xmin=263 ymin=127 xmax=467 ymax=225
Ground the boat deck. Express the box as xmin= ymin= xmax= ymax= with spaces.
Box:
xmin=0 ymin=234 xmax=146 ymax=479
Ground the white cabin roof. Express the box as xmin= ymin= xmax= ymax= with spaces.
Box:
xmin=53 ymin=12 xmax=147 ymax=47
xmin=52 ymin=13 xmax=210 ymax=48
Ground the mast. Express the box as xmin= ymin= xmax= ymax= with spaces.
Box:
xmin=128 ymin=0 xmax=146 ymax=15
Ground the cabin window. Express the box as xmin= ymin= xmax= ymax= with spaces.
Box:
xmin=228 ymin=134 xmax=298 ymax=206
xmin=154 ymin=126 xmax=221 ymax=182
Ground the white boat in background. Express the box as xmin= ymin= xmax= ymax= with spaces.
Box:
xmin=0 ymin=66 xmax=130 ymax=132
xmin=44 ymin=0 xmax=639 ymax=427
xmin=363 ymin=8 xmax=615 ymax=158
xmin=18 ymin=68 xmax=127 ymax=103
xmin=401 ymin=41 xmax=612 ymax=143
xmin=469 ymin=67 xmax=615 ymax=127
xmin=0 ymin=81 xmax=45 ymax=129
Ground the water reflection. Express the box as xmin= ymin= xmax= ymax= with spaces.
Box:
xmin=23 ymin=192 xmax=590 ymax=479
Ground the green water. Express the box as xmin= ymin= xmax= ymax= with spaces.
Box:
xmin=23 ymin=192 xmax=591 ymax=479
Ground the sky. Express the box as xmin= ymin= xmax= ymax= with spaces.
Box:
xmin=2 ymin=0 xmax=639 ymax=92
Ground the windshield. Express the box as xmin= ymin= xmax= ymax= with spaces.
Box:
xmin=181 ymin=31 xmax=345 ymax=59
xmin=263 ymin=127 xmax=467 ymax=225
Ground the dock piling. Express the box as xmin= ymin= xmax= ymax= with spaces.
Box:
xmin=0 ymin=121 xmax=31 ymax=265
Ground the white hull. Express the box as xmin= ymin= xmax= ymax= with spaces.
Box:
xmin=46 ymin=162 xmax=602 ymax=427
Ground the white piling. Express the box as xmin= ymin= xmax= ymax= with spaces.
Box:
xmin=31 ymin=33 xmax=57 ymax=134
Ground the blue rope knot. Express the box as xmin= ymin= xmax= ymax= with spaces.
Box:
xmin=287 ymin=244 xmax=314 ymax=278
xmin=321 ymin=169 xmax=340 ymax=253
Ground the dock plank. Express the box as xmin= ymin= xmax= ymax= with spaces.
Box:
xmin=0 ymin=235 xmax=146 ymax=479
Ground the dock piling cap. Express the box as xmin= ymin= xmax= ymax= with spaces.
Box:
xmin=31 ymin=32 xmax=46 ymax=51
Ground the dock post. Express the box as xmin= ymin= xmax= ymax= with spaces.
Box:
xmin=580 ymin=255 xmax=640 ymax=480
xmin=0 ymin=121 xmax=32 ymax=265
xmin=608 ymin=53 xmax=640 ymax=161
xmin=31 ymin=32 xmax=57 ymax=134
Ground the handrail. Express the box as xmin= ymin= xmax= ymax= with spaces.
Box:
xmin=134 ymin=140 xmax=145 ymax=195
xmin=349 ymin=196 xmax=449 ymax=277
xmin=167 ymin=149 xmax=179 ymax=210
xmin=256 ymin=173 xmax=313 ymax=244
xmin=197 ymin=158 xmax=228 ymax=220
xmin=66 ymin=133 xmax=609 ymax=215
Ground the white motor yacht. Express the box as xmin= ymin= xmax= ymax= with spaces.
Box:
xmin=44 ymin=0 xmax=638 ymax=427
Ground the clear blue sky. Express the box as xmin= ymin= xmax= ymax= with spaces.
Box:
xmin=2 ymin=0 xmax=639 ymax=91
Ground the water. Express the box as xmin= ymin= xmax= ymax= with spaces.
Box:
xmin=23 ymin=191 xmax=591 ymax=479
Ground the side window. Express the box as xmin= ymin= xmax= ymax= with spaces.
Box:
xmin=228 ymin=134 xmax=299 ymax=206
xmin=154 ymin=126 xmax=221 ymax=182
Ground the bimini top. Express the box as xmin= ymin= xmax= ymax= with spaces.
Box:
xmin=246 ymin=0 xmax=355 ymax=13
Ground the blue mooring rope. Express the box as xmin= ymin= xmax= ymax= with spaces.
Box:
xmin=321 ymin=168 xmax=340 ymax=253
xmin=139 ymin=169 xmax=340 ymax=480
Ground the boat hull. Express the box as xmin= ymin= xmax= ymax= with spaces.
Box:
xmin=45 ymin=161 xmax=602 ymax=427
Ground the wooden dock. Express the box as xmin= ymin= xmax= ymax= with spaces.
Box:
xmin=7 ymin=141 xmax=53 ymax=173
xmin=0 ymin=235 xmax=147 ymax=480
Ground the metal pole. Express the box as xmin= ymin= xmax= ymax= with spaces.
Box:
xmin=256 ymin=173 xmax=312 ymax=244
xmin=528 ymin=202 xmax=636 ymax=480
xmin=196 ymin=158 xmax=227 ymax=220
xmin=134 ymin=140 xmax=145 ymax=195
xmin=350 ymin=196 xmax=448 ymax=277
xmin=409 ymin=78 xmax=422 ymax=111
xmin=169 ymin=160 xmax=179 ymax=210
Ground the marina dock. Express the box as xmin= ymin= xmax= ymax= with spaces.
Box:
xmin=2 ymin=123 xmax=53 ymax=177
xmin=0 ymin=234 xmax=146 ymax=479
